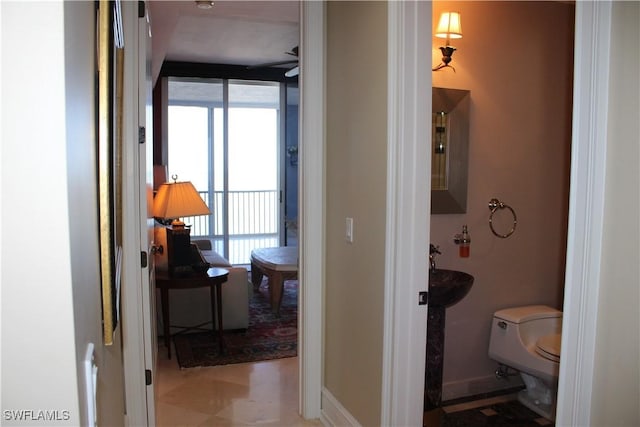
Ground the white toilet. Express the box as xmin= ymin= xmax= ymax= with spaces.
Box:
xmin=488 ymin=305 xmax=562 ymax=421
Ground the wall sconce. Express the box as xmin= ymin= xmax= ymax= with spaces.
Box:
xmin=433 ymin=12 xmax=463 ymax=72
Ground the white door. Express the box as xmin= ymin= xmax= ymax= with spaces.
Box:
xmin=120 ymin=2 xmax=156 ymax=425
xmin=138 ymin=3 xmax=157 ymax=423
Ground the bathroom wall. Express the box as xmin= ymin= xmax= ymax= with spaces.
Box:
xmin=430 ymin=1 xmax=575 ymax=399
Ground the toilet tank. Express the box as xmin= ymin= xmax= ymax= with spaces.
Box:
xmin=489 ymin=305 xmax=562 ymax=362
xmin=495 ymin=305 xmax=562 ymax=346
xmin=494 ymin=305 xmax=562 ymax=324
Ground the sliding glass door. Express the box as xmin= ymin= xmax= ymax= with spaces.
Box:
xmin=167 ymin=78 xmax=285 ymax=264
xmin=225 ymin=82 xmax=280 ymax=263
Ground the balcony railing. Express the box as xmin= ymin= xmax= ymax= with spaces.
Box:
xmin=182 ymin=190 xmax=279 ymax=265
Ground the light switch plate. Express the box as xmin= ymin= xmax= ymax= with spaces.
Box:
xmin=84 ymin=343 xmax=97 ymax=426
xmin=346 ymin=217 xmax=354 ymax=243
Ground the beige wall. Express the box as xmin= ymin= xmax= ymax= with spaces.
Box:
xmin=63 ymin=2 xmax=126 ymax=425
xmin=591 ymin=1 xmax=640 ymax=424
xmin=325 ymin=2 xmax=388 ymax=425
xmin=430 ymin=1 xmax=575 ymax=396
xmin=1 ymin=2 xmax=125 ymax=425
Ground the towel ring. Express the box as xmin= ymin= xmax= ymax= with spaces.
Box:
xmin=488 ymin=198 xmax=517 ymax=238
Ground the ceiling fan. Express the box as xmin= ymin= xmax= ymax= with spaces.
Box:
xmin=248 ymin=46 xmax=299 ymax=77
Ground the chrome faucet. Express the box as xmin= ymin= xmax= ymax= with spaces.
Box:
xmin=429 ymin=244 xmax=441 ymax=272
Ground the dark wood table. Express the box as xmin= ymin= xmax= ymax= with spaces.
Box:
xmin=156 ymin=267 xmax=229 ymax=359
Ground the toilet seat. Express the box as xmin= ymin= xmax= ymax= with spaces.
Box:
xmin=535 ymin=333 xmax=561 ymax=362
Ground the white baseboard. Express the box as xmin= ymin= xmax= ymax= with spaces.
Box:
xmin=442 ymin=374 xmax=523 ymax=402
xmin=320 ymin=377 xmax=522 ymax=425
xmin=320 ymin=387 xmax=362 ymax=427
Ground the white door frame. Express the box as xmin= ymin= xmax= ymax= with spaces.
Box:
xmin=556 ymin=2 xmax=611 ymax=425
xmin=377 ymin=2 xmax=611 ymax=424
xmin=381 ymin=2 xmax=431 ymax=425
xmin=298 ymin=0 xmax=324 ymax=419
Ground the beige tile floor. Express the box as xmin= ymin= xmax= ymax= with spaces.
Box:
xmin=155 ymin=351 xmax=321 ymax=426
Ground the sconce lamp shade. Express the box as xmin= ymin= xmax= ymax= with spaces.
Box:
xmin=153 ymin=181 xmax=210 ymax=221
xmin=435 ymin=12 xmax=463 ymax=40
xmin=433 ymin=12 xmax=462 ymax=72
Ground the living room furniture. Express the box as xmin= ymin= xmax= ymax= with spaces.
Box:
xmin=195 ymin=240 xmax=250 ymax=330
xmin=250 ymin=246 xmax=298 ymax=315
xmin=152 ymin=178 xmax=211 ymax=275
xmin=154 ymin=241 xmax=250 ymax=340
xmin=156 ymin=267 xmax=229 ymax=359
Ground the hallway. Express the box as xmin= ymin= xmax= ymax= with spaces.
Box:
xmin=156 ymin=354 xmax=320 ymax=426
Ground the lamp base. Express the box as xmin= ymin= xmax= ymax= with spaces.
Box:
xmin=166 ymin=225 xmax=193 ymax=275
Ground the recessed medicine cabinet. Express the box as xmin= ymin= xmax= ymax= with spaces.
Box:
xmin=431 ymin=87 xmax=470 ymax=214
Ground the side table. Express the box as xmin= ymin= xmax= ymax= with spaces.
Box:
xmin=156 ymin=267 xmax=229 ymax=359
xmin=250 ymin=247 xmax=298 ymax=316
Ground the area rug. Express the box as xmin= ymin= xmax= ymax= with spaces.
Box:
xmin=173 ymin=280 xmax=297 ymax=368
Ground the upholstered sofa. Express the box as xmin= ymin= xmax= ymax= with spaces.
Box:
xmin=156 ymin=240 xmax=250 ymax=335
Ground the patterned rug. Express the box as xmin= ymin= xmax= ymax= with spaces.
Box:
xmin=173 ymin=280 xmax=297 ymax=368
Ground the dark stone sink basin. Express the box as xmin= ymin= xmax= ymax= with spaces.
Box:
xmin=425 ymin=268 xmax=475 ymax=411
xmin=429 ymin=269 xmax=474 ymax=308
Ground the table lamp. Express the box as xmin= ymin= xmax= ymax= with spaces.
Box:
xmin=153 ymin=176 xmax=210 ymax=275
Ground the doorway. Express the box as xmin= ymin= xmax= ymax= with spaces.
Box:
xmin=166 ymin=78 xmax=297 ymax=264
xmin=152 ymin=73 xmax=305 ymax=421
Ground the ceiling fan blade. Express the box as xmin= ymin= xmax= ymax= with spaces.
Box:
xmin=285 ymin=66 xmax=299 ymax=77
xmin=247 ymin=59 xmax=298 ymax=70
xmin=285 ymin=46 xmax=299 ymax=57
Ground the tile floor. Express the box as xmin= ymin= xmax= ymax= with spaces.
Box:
xmin=157 ymin=344 xmax=552 ymax=427
xmin=155 ymin=350 xmax=321 ymax=426
xmin=439 ymin=393 xmax=555 ymax=426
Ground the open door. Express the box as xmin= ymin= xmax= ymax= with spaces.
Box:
xmin=139 ymin=2 xmax=157 ymax=423
xmin=121 ymin=2 xmax=156 ymax=425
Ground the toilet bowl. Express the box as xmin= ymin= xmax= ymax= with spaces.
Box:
xmin=488 ymin=305 xmax=562 ymax=421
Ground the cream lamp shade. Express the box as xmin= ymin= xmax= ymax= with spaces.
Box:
xmin=153 ymin=180 xmax=210 ymax=227
xmin=432 ymin=12 xmax=463 ymax=72
xmin=435 ymin=12 xmax=463 ymax=40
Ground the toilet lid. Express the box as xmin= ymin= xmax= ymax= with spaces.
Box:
xmin=535 ymin=333 xmax=561 ymax=362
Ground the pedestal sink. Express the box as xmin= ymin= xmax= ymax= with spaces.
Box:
xmin=424 ymin=269 xmax=474 ymax=411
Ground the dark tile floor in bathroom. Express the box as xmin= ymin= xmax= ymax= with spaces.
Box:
xmin=425 ymin=388 xmax=554 ymax=427
xmin=440 ymin=399 xmax=554 ymax=427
